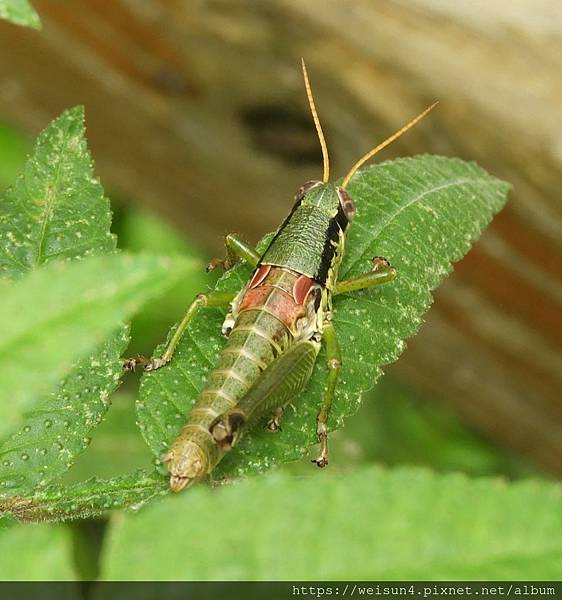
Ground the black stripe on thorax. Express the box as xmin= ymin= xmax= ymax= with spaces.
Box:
xmin=315 ymin=203 xmax=349 ymax=285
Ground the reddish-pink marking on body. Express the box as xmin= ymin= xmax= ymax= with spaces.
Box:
xmin=249 ymin=264 xmax=271 ymax=289
xmin=238 ymin=267 xmax=315 ymax=332
xmin=293 ymin=275 xmax=315 ymax=304
xmin=238 ymin=286 xmax=271 ymax=313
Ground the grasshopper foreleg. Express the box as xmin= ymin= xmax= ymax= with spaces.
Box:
xmin=311 ymin=258 xmax=395 ymax=464
xmin=207 ymin=233 xmax=260 ymax=272
xmin=334 ymin=256 xmax=397 ymax=296
xmin=123 ymin=290 xmax=236 ymax=372
xmin=313 ymin=320 xmax=341 ymax=468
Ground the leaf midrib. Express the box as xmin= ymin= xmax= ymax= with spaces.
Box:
xmin=34 ymin=118 xmax=74 ymax=268
xmin=346 ymin=175 xmax=504 ymax=276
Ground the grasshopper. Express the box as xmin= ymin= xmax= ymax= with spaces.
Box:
xmin=126 ymin=60 xmax=436 ymax=492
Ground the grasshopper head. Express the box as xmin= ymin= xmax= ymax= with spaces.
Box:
xmin=295 ymin=180 xmax=356 ymax=222
xmin=165 ymin=441 xmax=208 ymax=493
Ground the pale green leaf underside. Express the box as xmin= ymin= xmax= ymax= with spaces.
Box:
xmin=0 ymin=523 xmax=76 ymax=580
xmin=0 ymin=0 xmax=41 ymax=29
xmin=138 ymin=156 xmax=510 ymax=479
xmin=0 ymin=524 xmax=76 ymax=580
xmin=63 ymin=392 xmax=155 ymax=483
xmin=0 ymin=106 xmax=114 ymax=281
xmin=101 ymin=467 xmax=561 ymax=580
xmin=0 ymin=252 xmax=195 ymax=438
xmin=0 ymin=470 xmax=167 ymax=523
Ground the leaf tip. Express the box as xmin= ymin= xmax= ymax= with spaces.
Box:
xmin=62 ymin=104 xmax=86 ymax=123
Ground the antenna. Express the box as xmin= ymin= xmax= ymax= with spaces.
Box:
xmin=301 ymin=58 xmax=330 ymax=183
xmin=341 ymin=101 xmax=438 ymax=188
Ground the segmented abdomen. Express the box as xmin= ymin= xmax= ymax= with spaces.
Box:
xmin=171 ymin=267 xmax=313 ymax=473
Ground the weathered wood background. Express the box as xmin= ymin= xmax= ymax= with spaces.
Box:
xmin=0 ymin=0 xmax=560 ymax=474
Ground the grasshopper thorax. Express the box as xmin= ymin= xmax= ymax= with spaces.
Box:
xmin=260 ymin=181 xmax=353 ymax=289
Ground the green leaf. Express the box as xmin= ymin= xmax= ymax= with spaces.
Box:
xmin=0 ymin=106 xmax=114 ymax=281
xmin=0 ymin=107 xmax=136 ymax=495
xmin=0 ymin=107 xmax=147 ymax=496
xmin=0 ymin=329 xmax=131 ymax=495
xmin=0 ymin=470 xmax=167 ymax=523
xmin=137 ymin=156 xmax=510 ymax=478
xmin=100 ymin=467 xmax=561 ymax=580
xmin=0 ymin=0 xmax=41 ymax=29
xmin=0 ymin=523 xmax=76 ymax=580
xmin=0 ymin=252 xmax=195 ymax=438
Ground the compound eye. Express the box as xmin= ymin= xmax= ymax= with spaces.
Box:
xmin=294 ymin=180 xmax=321 ymax=202
xmin=337 ymin=187 xmax=356 ymax=221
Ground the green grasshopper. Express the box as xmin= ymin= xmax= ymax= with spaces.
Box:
xmin=126 ymin=60 xmax=436 ymax=492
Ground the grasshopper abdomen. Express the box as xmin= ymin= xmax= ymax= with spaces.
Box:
xmin=166 ymin=265 xmax=321 ymax=491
